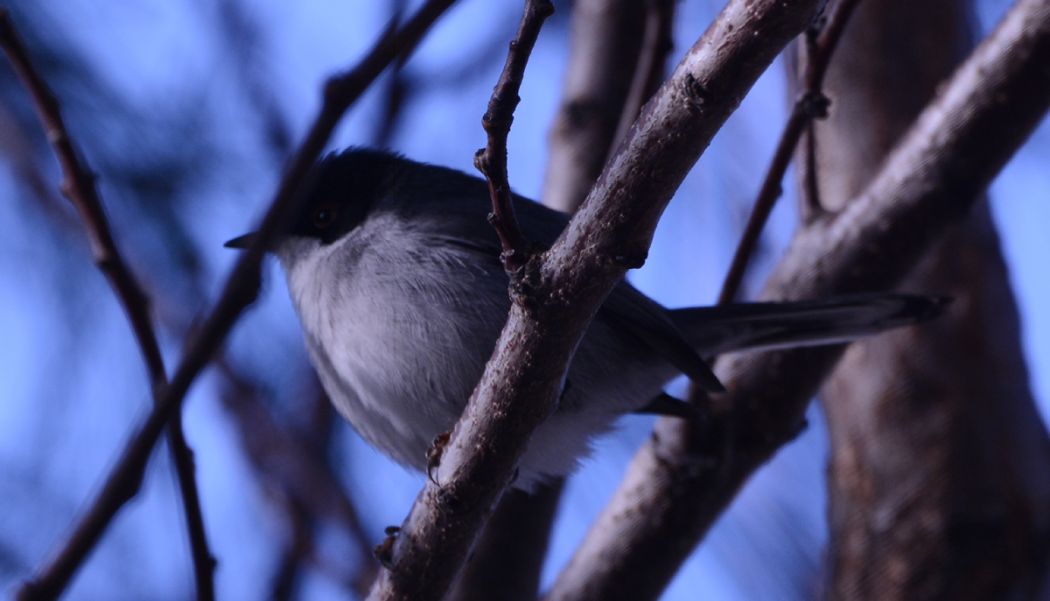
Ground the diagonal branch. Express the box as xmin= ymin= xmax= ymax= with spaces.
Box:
xmin=810 ymin=0 xmax=1050 ymax=596
xmin=368 ymin=2 xmax=822 ymax=600
xmin=446 ymin=482 xmax=564 ymax=601
xmin=546 ymin=0 xmax=1050 ymax=598
xmin=474 ymin=0 xmax=553 ymax=272
xmin=12 ymin=1 xmax=456 ymax=598
xmin=0 ymin=11 xmax=216 ymax=600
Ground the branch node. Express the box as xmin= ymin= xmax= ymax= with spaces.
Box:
xmin=798 ymin=90 xmax=831 ymax=119
xmin=475 ymin=0 xmax=554 ymax=275
xmin=426 ymin=431 xmax=451 ymax=486
xmin=612 ymin=252 xmax=647 ymax=269
xmin=683 ymin=73 xmax=710 ymax=114
xmin=374 ymin=526 xmax=401 ymax=570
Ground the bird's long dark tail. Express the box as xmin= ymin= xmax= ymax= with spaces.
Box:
xmin=670 ymin=293 xmax=950 ymax=357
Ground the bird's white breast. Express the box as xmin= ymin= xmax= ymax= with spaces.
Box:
xmin=277 ymin=217 xmax=506 ymax=470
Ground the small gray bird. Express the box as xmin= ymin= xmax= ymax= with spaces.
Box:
xmin=227 ymin=148 xmax=944 ymax=489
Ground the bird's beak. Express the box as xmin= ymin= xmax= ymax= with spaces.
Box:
xmin=223 ymin=232 xmax=258 ymax=249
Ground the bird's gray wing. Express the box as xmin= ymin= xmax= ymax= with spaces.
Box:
xmin=601 ymin=281 xmax=724 ymax=392
xmin=433 ymin=193 xmax=725 ymax=393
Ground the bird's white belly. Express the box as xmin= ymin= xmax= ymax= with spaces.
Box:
xmin=281 ymin=233 xmax=677 ymax=488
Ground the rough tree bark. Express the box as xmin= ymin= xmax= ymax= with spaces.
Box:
xmin=449 ymin=2 xmax=664 ymax=596
xmin=809 ymin=1 xmax=1050 ymax=599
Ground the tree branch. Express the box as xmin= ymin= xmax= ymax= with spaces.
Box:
xmin=446 ymin=482 xmax=564 ymax=601
xmin=0 ymin=11 xmax=216 ymax=600
xmin=540 ymin=0 xmax=649 ymax=213
xmin=810 ymin=1 xmax=1050 ymax=597
xmin=368 ymin=2 xmax=822 ymax=600
xmin=717 ymin=0 xmax=860 ymax=304
xmin=12 ymin=2 xmax=456 ymax=598
xmin=474 ymin=0 xmax=553 ymax=272
xmin=545 ymin=1 xmax=1050 ymax=598
xmin=454 ymin=2 xmax=659 ymax=594
xmin=216 ymin=361 xmax=377 ymax=596
xmin=610 ymin=0 xmax=676 ymax=153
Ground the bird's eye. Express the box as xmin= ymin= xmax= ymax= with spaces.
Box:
xmin=313 ymin=205 xmax=337 ymax=229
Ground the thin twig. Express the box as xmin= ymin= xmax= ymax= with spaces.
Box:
xmin=0 ymin=11 xmax=217 ymax=600
xmin=474 ymin=0 xmax=554 ymax=273
xmin=716 ymin=0 xmax=862 ymax=304
xmin=13 ymin=2 xmax=455 ymax=598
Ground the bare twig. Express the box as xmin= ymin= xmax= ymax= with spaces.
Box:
xmin=368 ymin=2 xmax=821 ymax=600
xmin=717 ymin=0 xmax=861 ymax=304
xmin=454 ymin=3 xmax=650 ymax=595
xmin=452 ymin=2 xmax=662 ymax=595
xmin=474 ymin=0 xmax=553 ymax=272
xmin=0 ymin=11 xmax=216 ymax=600
xmin=13 ymin=2 xmax=455 ymax=598
xmin=545 ymin=0 xmax=1050 ymax=598
xmin=0 ymin=12 xmax=164 ymax=386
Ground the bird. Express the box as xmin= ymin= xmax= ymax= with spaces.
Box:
xmin=226 ymin=148 xmax=946 ymax=490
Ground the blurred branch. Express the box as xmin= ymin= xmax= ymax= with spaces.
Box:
xmin=716 ymin=0 xmax=860 ymax=305
xmin=0 ymin=104 xmax=78 ymax=229
xmin=0 ymin=11 xmax=216 ymax=601
xmin=610 ymin=0 xmax=676 ymax=151
xmin=213 ymin=0 xmax=295 ymax=158
xmin=370 ymin=2 xmax=821 ymax=600
xmin=11 ymin=1 xmax=456 ymax=598
xmin=269 ymin=494 xmax=311 ymax=601
xmin=446 ymin=481 xmax=563 ymax=601
xmin=541 ymin=0 xmax=648 ymax=212
xmin=811 ymin=1 xmax=1050 ymax=598
xmin=372 ymin=0 xmax=410 ymax=148
xmin=545 ymin=1 xmax=1050 ymax=598
xmin=217 ymin=360 xmax=377 ymax=597
xmin=0 ymin=12 xmax=163 ymax=410
xmin=474 ymin=0 xmax=553 ymax=272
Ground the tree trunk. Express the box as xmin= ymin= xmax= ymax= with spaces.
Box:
xmin=809 ymin=2 xmax=1050 ymax=599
